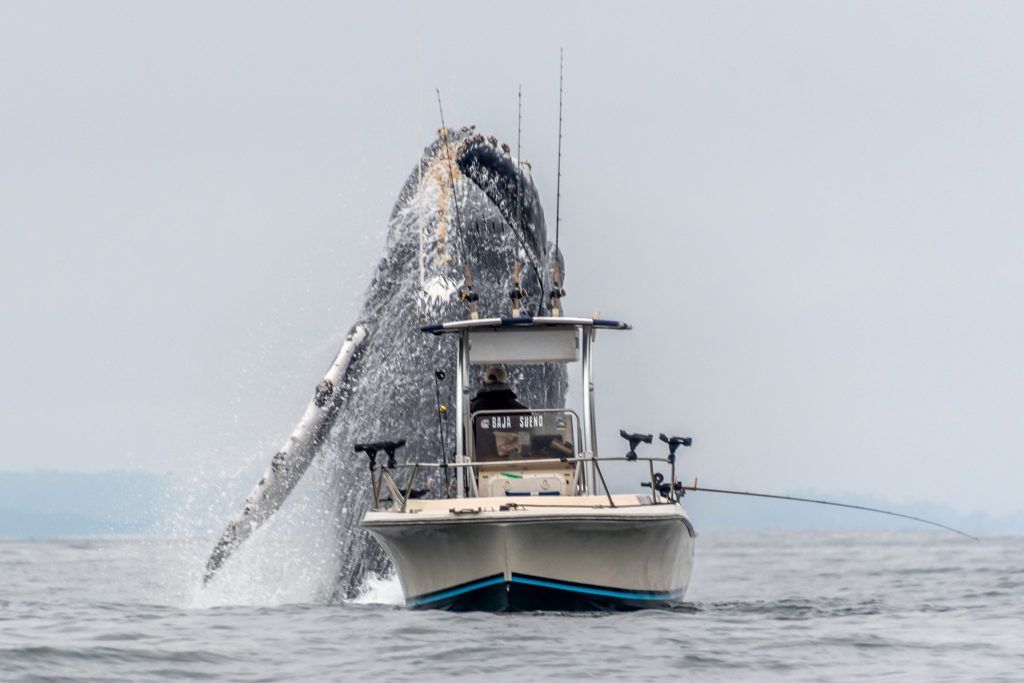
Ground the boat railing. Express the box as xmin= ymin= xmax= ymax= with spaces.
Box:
xmin=360 ymin=452 xmax=687 ymax=513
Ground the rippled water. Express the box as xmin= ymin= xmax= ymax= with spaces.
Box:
xmin=1 ymin=531 xmax=1021 ymax=681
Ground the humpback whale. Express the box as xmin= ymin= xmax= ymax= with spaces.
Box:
xmin=204 ymin=127 xmax=568 ymax=596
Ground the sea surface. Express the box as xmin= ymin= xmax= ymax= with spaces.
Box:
xmin=1 ymin=531 xmax=1021 ymax=681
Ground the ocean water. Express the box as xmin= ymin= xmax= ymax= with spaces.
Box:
xmin=1 ymin=531 xmax=1021 ymax=681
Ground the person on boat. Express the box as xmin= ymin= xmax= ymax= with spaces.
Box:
xmin=470 ymin=366 xmax=527 ymax=413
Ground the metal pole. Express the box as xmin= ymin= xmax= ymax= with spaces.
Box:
xmin=588 ymin=328 xmax=601 ymax=495
xmin=455 ymin=333 xmax=466 ymax=498
xmin=463 ymin=332 xmax=479 ymax=498
xmin=580 ymin=327 xmax=594 ymax=494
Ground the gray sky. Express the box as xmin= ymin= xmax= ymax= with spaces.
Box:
xmin=2 ymin=1 xmax=1022 ymax=517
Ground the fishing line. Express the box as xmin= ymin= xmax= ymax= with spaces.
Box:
xmin=681 ymin=485 xmax=979 ymax=540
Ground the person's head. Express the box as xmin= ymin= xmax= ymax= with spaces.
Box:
xmin=482 ymin=366 xmax=509 ymax=387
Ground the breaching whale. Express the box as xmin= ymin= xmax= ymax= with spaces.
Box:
xmin=204 ymin=127 xmax=568 ymax=596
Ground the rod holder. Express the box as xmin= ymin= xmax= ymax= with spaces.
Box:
xmin=658 ymin=433 xmax=693 ymax=464
xmin=619 ymin=430 xmax=652 ymax=461
xmin=355 ymin=439 xmax=407 ymax=469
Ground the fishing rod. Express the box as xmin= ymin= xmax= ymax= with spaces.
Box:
xmin=514 ymin=85 xmax=545 ymax=315
xmin=432 ymin=369 xmax=450 ymax=493
xmin=435 ymin=89 xmax=469 ymax=265
xmin=678 ymin=485 xmax=979 ymax=541
xmin=550 ymin=49 xmax=566 ymax=316
xmin=516 ymin=83 xmax=524 ymax=251
xmin=437 ymin=89 xmax=484 ymax=319
xmin=554 ymin=48 xmax=564 ymax=263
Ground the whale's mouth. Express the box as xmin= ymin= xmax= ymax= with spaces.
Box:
xmin=454 ymin=133 xmax=546 ymax=270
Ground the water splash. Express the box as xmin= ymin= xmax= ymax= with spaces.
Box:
xmin=189 ymin=454 xmax=344 ymax=607
xmin=352 ymin=573 xmax=405 ymax=607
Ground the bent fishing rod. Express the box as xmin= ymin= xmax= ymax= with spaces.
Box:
xmin=677 ymin=485 xmax=978 ymax=541
xmin=628 ymin=432 xmax=977 ymax=540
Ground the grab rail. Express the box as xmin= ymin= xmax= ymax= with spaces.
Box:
xmin=362 ymin=454 xmax=686 ymax=512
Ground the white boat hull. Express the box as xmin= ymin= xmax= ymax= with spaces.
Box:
xmin=362 ymin=496 xmax=696 ymax=611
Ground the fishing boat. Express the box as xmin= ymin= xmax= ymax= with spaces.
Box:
xmin=358 ymin=315 xmax=696 ymax=611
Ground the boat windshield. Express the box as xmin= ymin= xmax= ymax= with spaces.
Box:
xmin=471 ymin=409 xmax=579 ymax=463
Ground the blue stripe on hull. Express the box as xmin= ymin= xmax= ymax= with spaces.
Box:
xmin=409 ymin=575 xmax=507 ymax=607
xmin=510 ymin=575 xmax=683 ymax=601
xmin=408 ymin=574 xmax=684 ymax=612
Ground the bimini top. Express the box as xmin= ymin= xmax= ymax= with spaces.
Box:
xmin=421 ymin=316 xmax=631 ymax=335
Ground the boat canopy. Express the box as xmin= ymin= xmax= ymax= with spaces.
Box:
xmin=422 ymin=317 xmax=631 ymax=365
xmin=421 ymin=316 xmax=631 ymax=334
xmin=418 ymin=314 xmax=630 ymax=496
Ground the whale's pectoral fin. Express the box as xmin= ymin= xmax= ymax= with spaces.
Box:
xmin=203 ymin=323 xmax=369 ymax=584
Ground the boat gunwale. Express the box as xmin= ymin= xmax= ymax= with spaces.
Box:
xmin=361 ymin=505 xmax=696 ymax=537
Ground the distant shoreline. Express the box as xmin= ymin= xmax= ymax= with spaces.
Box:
xmin=1 ymin=470 xmax=1020 ymax=539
